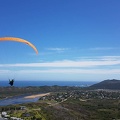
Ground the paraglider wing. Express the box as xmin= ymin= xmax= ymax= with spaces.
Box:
xmin=0 ymin=37 xmax=38 ymax=54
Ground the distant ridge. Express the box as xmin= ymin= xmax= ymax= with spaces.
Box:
xmin=89 ymin=79 xmax=120 ymax=90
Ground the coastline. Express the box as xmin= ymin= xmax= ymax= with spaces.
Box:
xmin=24 ymin=93 xmax=50 ymax=99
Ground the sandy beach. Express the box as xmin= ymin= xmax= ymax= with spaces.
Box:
xmin=24 ymin=93 xmax=50 ymax=99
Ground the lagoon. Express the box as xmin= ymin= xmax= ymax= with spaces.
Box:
xmin=0 ymin=94 xmax=40 ymax=106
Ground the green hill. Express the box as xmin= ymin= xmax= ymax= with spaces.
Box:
xmin=90 ymin=79 xmax=120 ymax=90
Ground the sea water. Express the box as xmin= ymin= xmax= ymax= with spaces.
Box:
xmin=0 ymin=80 xmax=97 ymax=87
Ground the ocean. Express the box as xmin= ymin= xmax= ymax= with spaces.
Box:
xmin=0 ymin=80 xmax=97 ymax=87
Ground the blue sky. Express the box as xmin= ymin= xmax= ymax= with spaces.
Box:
xmin=0 ymin=0 xmax=120 ymax=81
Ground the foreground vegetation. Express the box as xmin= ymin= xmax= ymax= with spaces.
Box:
xmin=0 ymin=87 xmax=120 ymax=120
xmin=1 ymin=97 xmax=120 ymax=120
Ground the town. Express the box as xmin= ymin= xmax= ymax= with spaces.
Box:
xmin=40 ymin=89 xmax=120 ymax=102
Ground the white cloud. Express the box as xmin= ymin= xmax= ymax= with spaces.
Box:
xmin=11 ymin=68 xmax=120 ymax=75
xmin=89 ymin=47 xmax=119 ymax=50
xmin=46 ymin=47 xmax=70 ymax=52
xmin=1 ymin=56 xmax=120 ymax=80
xmin=1 ymin=56 xmax=120 ymax=68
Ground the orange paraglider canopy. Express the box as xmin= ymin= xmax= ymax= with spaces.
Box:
xmin=0 ymin=37 xmax=38 ymax=54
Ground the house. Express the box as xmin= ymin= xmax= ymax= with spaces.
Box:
xmin=1 ymin=112 xmax=7 ymax=117
xmin=20 ymin=106 xmax=26 ymax=110
xmin=10 ymin=117 xmax=23 ymax=120
xmin=1 ymin=112 xmax=10 ymax=119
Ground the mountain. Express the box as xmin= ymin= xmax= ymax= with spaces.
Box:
xmin=89 ymin=79 xmax=120 ymax=90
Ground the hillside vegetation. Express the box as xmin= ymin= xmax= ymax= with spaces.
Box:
xmin=90 ymin=79 xmax=120 ymax=89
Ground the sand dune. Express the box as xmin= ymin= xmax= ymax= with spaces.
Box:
xmin=24 ymin=93 xmax=50 ymax=99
